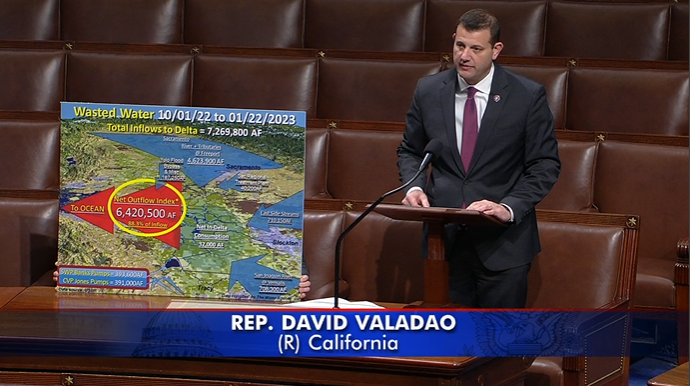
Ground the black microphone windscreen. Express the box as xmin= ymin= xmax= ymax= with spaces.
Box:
xmin=424 ymin=139 xmax=444 ymax=160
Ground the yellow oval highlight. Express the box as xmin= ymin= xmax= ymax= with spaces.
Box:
xmin=107 ymin=178 xmax=187 ymax=237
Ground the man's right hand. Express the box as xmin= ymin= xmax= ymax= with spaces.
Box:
xmin=402 ymin=189 xmax=430 ymax=207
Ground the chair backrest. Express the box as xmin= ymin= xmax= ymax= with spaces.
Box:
xmin=425 ymin=0 xmax=546 ymax=57
xmin=669 ymin=3 xmax=689 ymax=61
xmin=593 ymin=141 xmax=689 ymax=264
xmin=184 ymin=0 xmax=304 ymax=48
xmin=66 ymin=51 xmax=193 ymax=106
xmin=327 ymin=129 xmax=405 ymax=203
xmin=537 ymin=139 xmax=597 ymax=212
xmin=316 ymin=57 xmax=440 ymax=121
xmin=566 ymin=67 xmax=689 ymax=136
xmin=314 ymin=208 xmax=638 ymax=307
xmin=0 ymin=198 xmax=58 ymax=287
xmin=303 ymin=209 xmax=346 ymax=300
xmin=0 ymin=0 xmax=59 ymax=40
xmin=0 ymin=119 xmax=60 ymax=191
xmin=60 ymin=0 xmax=183 ymax=44
xmin=502 ymin=64 xmax=568 ymax=129
xmin=527 ymin=211 xmax=639 ymax=309
xmin=192 ymin=55 xmax=318 ymax=117
xmin=544 ymin=1 xmax=670 ymax=61
xmin=304 ymin=0 xmax=425 ymax=52
xmin=341 ymin=210 xmax=425 ymax=304
xmin=304 ymin=129 xmax=331 ymax=199
xmin=0 ymin=50 xmax=65 ymax=112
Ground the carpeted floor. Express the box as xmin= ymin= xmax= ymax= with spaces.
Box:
xmin=629 ymin=356 xmax=678 ymax=386
xmin=628 ymin=318 xmax=680 ymax=386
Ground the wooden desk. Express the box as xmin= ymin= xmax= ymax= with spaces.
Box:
xmin=0 ymin=287 xmax=23 ymax=308
xmin=0 ymin=286 xmax=532 ymax=386
xmin=648 ymin=362 xmax=689 ymax=386
xmin=1 ymin=285 xmax=171 ymax=310
xmin=0 ymin=356 xmax=531 ymax=386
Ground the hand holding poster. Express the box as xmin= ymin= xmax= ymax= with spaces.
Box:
xmin=57 ymin=102 xmax=306 ymax=303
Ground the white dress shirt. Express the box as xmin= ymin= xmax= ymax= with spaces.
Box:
xmin=454 ymin=64 xmax=494 ymax=155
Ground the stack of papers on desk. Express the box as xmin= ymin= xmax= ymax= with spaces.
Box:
xmin=283 ymin=297 xmax=383 ymax=309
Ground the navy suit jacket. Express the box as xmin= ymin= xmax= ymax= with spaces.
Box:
xmin=398 ymin=63 xmax=561 ymax=271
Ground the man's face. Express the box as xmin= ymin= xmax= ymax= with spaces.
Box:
xmin=452 ymin=25 xmax=503 ymax=85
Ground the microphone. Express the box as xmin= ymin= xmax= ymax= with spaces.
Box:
xmin=332 ymin=139 xmax=443 ymax=308
xmin=417 ymin=139 xmax=444 ymax=173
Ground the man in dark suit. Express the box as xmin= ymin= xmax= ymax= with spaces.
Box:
xmin=397 ymin=9 xmax=560 ymax=308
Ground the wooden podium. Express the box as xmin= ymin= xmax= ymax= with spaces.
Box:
xmin=372 ymin=204 xmax=505 ymax=307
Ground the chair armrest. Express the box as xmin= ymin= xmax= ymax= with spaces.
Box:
xmin=561 ymin=301 xmax=631 ymax=376
xmin=675 ymin=236 xmax=689 ymax=364
xmin=676 ymin=235 xmax=689 ymax=288
xmin=596 ymin=298 xmax=630 ymax=312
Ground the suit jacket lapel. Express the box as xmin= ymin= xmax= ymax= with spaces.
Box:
xmin=439 ymin=69 xmax=466 ymax=176
xmin=467 ymin=63 xmax=509 ymax=174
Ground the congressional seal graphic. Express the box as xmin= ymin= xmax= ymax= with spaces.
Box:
xmin=470 ymin=311 xmax=576 ymax=356
xmin=132 ymin=311 xmax=222 ymax=357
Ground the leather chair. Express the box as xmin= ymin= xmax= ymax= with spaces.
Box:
xmin=566 ymin=67 xmax=689 ymax=136
xmin=326 ymin=129 xmax=405 ymax=203
xmin=302 ymin=207 xmax=637 ymax=386
xmin=340 ymin=209 xmax=424 ymax=304
xmin=537 ymin=139 xmax=597 ymax=212
xmin=192 ymin=54 xmax=318 ymax=117
xmin=0 ymin=198 xmax=58 ymax=287
xmin=425 ymin=0 xmax=546 ymax=57
xmin=0 ymin=0 xmax=58 ymax=40
xmin=301 ymin=206 xmax=639 ymax=384
xmin=669 ymin=3 xmax=689 ymax=61
xmin=66 ymin=51 xmax=193 ymax=106
xmin=308 ymin=203 xmax=641 ymax=383
xmin=0 ymin=50 xmax=65 ymax=112
xmin=528 ymin=213 xmax=637 ymax=309
xmin=304 ymin=0 xmax=425 ymax=52
xmin=302 ymin=209 xmax=348 ymax=300
xmin=544 ymin=1 xmax=670 ymax=61
xmin=184 ymin=0 xmax=303 ymax=48
xmin=502 ymin=64 xmax=568 ymax=130
xmin=60 ymin=0 xmax=183 ymax=44
xmin=0 ymin=118 xmax=60 ymax=192
xmin=305 ymin=129 xmax=331 ymax=200
xmin=316 ymin=57 xmax=440 ymax=122
xmin=526 ymin=211 xmax=640 ymax=386
xmin=0 ymin=115 xmax=60 ymax=287
xmin=593 ymin=141 xmax=689 ymax=310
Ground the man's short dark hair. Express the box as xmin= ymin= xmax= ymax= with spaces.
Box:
xmin=456 ymin=9 xmax=500 ymax=45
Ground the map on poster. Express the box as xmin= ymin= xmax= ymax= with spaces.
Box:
xmin=57 ymin=102 xmax=306 ymax=303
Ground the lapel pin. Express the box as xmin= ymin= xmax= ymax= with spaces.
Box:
xmin=493 ymin=95 xmax=501 ymax=103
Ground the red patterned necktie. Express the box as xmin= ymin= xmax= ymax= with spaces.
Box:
xmin=461 ymin=87 xmax=478 ymax=172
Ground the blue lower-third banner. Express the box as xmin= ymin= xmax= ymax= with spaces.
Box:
xmin=0 ymin=308 xmax=664 ymax=357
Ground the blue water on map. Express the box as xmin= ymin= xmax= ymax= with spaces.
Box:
xmin=93 ymin=133 xmax=282 ymax=188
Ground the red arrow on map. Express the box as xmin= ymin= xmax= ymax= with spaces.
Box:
xmin=62 ymin=182 xmax=184 ymax=249
xmin=61 ymin=187 xmax=116 ymax=233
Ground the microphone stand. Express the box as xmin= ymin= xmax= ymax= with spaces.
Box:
xmin=332 ymin=166 xmax=427 ymax=309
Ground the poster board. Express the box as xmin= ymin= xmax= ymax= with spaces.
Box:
xmin=57 ymin=102 xmax=306 ymax=303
